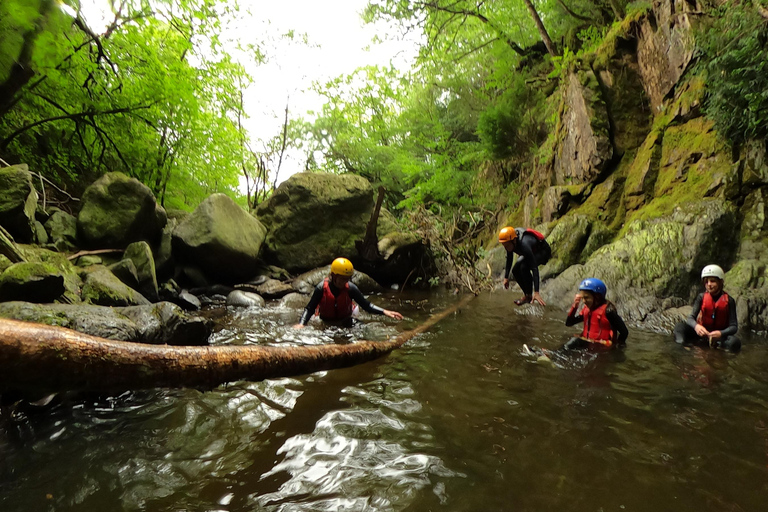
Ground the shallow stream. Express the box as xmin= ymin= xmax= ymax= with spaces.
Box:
xmin=2 ymin=289 xmax=767 ymax=511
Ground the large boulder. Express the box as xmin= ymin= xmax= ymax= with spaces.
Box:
xmin=0 ymin=164 xmax=38 ymax=243
xmin=81 ymin=266 xmax=151 ymax=307
xmin=543 ymin=200 xmax=739 ymax=327
xmin=172 ymin=193 xmax=267 ymax=283
xmin=0 ymin=262 xmax=65 ymax=303
xmin=255 ymin=173 xmax=374 ymax=272
xmin=124 ymin=241 xmax=159 ymax=302
xmin=0 ymin=301 xmax=212 ymax=345
xmin=45 ymin=210 xmax=78 ymax=252
xmin=77 ymin=172 xmax=167 ymax=249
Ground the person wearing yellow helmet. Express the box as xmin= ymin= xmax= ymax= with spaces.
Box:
xmin=499 ymin=226 xmax=551 ymax=306
xmin=673 ymin=264 xmax=740 ymax=352
xmin=294 ymin=257 xmax=404 ymax=328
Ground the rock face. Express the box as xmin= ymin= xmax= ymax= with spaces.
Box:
xmin=77 ymin=172 xmax=167 ymax=249
xmin=172 ymin=193 xmax=267 ymax=283
xmin=636 ymin=0 xmax=696 ymax=112
xmin=552 ymin=71 xmax=614 ymax=186
xmin=0 ymin=164 xmax=38 ymax=243
xmin=255 ymin=173 xmax=374 ymax=272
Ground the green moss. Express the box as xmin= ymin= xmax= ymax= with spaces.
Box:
xmin=593 ymin=5 xmax=652 ymax=69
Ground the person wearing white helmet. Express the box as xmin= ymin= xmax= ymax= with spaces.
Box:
xmin=673 ymin=264 xmax=740 ymax=352
xmin=294 ymin=257 xmax=403 ymax=329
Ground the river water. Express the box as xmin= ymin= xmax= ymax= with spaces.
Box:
xmin=1 ymin=290 xmax=768 ymax=511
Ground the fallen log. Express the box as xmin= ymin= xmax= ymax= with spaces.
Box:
xmin=0 ymin=294 xmax=476 ymax=393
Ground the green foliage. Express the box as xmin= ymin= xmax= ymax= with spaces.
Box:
xmin=697 ymin=3 xmax=768 ymax=145
xmin=477 ymin=74 xmax=547 ymax=160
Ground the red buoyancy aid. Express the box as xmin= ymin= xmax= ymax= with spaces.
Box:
xmin=514 ymin=228 xmax=546 ymax=241
xmin=317 ymin=278 xmax=354 ymax=320
xmin=580 ymin=303 xmax=615 ymax=346
xmin=700 ymin=292 xmax=730 ymax=331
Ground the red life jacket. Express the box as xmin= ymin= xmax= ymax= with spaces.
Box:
xmin=514 ymin=228 xmax=546 ymax=241
xmin=580 ymin=303 xmax=615 ymax=346
xmin=699 ymin=292 xmax=730 ymax=331
xmin=317 ymin=278 xmax=354 ymax=320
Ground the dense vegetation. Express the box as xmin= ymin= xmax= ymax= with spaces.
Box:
xmin=1 ymin=0 xmax=766 ymax=276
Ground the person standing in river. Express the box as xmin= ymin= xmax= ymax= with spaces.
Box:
xmin=563 ymin=278 xmax=628 ymax=350
xmin=294 ymin=257 xmax=403 ymax=329
xmin=673 ymin=264 xmax=740 ymax=352
xmin=499 ymin=226 xmax=551 ymax=306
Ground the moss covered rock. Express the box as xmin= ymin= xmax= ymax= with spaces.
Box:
xmin=0 ymin=262 xmax=65 ymax=303
xmin=0 ymin=164 xmax=38 ymax=243
xmin=77 ymin=172 xmax=167 ymax=249
xmin=172 ymin=193 xmax=267 ymax=283
xmin=255 ymin=173 xmax=374 ymax=272
xmin=81 ymin=266 xmax=150 ymax=306
xmin=124 ymin=241 xmax=159 ymax=302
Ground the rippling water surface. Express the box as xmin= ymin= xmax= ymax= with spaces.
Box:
xmin=2 ymin=290 xmax=768 ymax=511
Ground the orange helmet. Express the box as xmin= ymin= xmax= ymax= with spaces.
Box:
xmin=330 ymin=257 xmax=354 ymax=277
xmin=498 ymin=226 xmax=517 ymax=243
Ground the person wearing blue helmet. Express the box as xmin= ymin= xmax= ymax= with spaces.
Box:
xmin=563 ymin=278 xmax=628 ymax=350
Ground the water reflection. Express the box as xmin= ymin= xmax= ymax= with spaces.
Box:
xmin=1 ymin=290 xmax=767 ymax=512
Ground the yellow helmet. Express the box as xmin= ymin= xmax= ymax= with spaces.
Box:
xmin=498 ymin=226 xmax=517 ymax=243
xmin=330 ymin=257 xmax=354 ymax=277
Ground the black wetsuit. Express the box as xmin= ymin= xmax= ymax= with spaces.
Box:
xmin=504 ymin=231 xmax=542 ymax=297
xmin=299 ymin=281 xmax=385 ymax=326
xmin=673 ymin=292 xmax=740 ymax=352
xmin=563 ymin=301 xmax=629 ymax=350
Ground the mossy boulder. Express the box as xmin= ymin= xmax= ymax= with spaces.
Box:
xmin=17 ymin=245 xmax=83 ymax=303
xmin=292 ymin=266 xmax=383 ymax=295
xmin=81 ymin=266 xmax=151 ymax=306
xmin=77 ymin=172 xmax=167 ymax=249
xmin=0 ymin=262 xmax=65 ymax=303
xmin=255 ymin=173 xmax=374 ymax=272
xmin=0 ymin=164 xmax=38 ymax=243
xmin=543 ymin=200 xmax=738 ymax=326
xmin=541 ymin=215 xmax=593 ymax=279
xmin=172 ymin=193 xmax=267 ymax=283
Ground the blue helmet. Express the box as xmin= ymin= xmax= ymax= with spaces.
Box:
xmin=579 ymin=278 xmax=607 ymax=297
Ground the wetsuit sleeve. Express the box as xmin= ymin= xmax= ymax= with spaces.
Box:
xmin=348 ymin=283 xmax=385 ymax=315
xmin=719 ymin=295 xmax=738 ymax=338
xmin=686 ymin=293 xmax=705 ymax=330
xmin=504 ymin=250 xmax=514 ymax=279
xmin=518 ymin=236 xmax=541 ymax=291
xmin=606 ymin=307 xmax=629 ymax=345
xmin=299 ymin=283 xmax=325 ymax=325
xmin=565 ymin=303 xmax=584 ymax=326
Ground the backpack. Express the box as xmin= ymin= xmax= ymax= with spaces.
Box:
xmin=517 ymin=228 xmax=552 ymax=265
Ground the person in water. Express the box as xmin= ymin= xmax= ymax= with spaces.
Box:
xmin=563 ymin=278 xmax=628 ymax=350
xmin=499 ymin=226 xmax=551 ymax=306
xmin=294 ymin=257 xmax=403 ymax=329
xmin=673 ymin=264 xmax=740 ymax=352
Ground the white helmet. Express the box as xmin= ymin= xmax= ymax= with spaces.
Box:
xmin=701 ymin=264 xmax=725 ymax=280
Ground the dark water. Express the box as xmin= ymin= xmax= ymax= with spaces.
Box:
xmin=2 ymin=290 xmax=768 ymax=511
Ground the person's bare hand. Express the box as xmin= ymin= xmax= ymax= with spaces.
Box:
xmin=384 ymin=310 xmax=403 ymax=320
xmin=532 ymin=292 xmax=546 ymax=307
xmin=694 ymin=324 xmax=709 ymax=337
xmin=503 ymin=278 xmax=510 ymax=289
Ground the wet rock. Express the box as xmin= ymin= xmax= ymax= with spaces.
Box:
xmin=172 ymin=193 xmax=266 ymax=283
xmin=107 ymin=258 xmax=139 ymax=288
xmin=255 ymin=172 xmax=373 ymax=272
xmin=0 ymin=164 xmax=38 ymax=243
xmin=0 ymin=301 xmax=212 ymax=345
xmin=226 ymin=290 xmax=265 ymax=308
xmin=77 ymin=172 xmax=166 ymax=249
xmin=240 ymin=279 xmax=293 ymax=299
xmin=280 ymin=292 xmax=309 ymax=309
xmin=0 ymin=262 xmax=65 ymax=303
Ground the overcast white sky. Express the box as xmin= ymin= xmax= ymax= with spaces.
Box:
xmin=79 ymin=0 xmax=419 ymax=184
